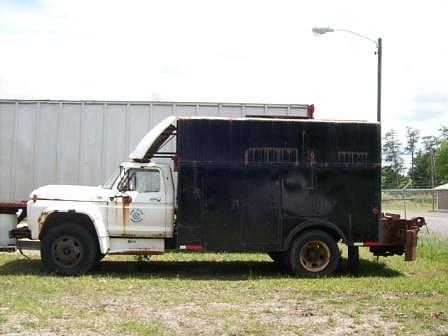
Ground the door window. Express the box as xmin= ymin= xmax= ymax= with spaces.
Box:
xmin=128 ymin=170 xmax=161 ymax=193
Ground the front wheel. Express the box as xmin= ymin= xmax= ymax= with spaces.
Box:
xmin=41 ymin=223 xmax=97 ymax=276
xmin=287 ymin=230 xmax=340 ymax=277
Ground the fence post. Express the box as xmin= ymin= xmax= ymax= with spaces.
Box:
xmin=402 ymin=189 xmax=407 ymax=219
xmin=432 ymin=189 xmax=436 ymax=212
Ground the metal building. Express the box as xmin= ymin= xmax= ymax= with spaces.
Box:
xmin=0 ymin=99 xmax=311 ymax=202
xmin=435 ymin=183 xmax=448 ymax=211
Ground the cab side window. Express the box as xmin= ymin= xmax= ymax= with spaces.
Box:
xmin=128 ymin=170 xmax=161 ymax=193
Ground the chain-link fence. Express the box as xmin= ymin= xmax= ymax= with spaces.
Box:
xmin=382 ymin=189 xmax=437 ymax=215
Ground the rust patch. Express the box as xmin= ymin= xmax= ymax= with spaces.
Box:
xmin=337 ymin=151 xmax=368 ymax=163
xmin=37 ymin=212 xmax=49 ymax=234
xmin=113 ymin=199 xmax=118 ymax=228
xmin=244 ymin=147 xmax=298 ymax=164
xmin=380 ymin=213 xmax=426 ymax=261
xmin=122 ymin=195 xmax=132 ymax=232
xmin=308 ymin=150 xmax=316 ymax=166
xmin=381 ymin=214 xmax=425 ymax=246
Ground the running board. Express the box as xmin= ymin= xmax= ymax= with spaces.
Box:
xmin=108 ymin=237 xmax=164 ymax=255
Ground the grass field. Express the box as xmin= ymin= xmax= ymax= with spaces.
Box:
xmin=382 ymin=190 xmax=436 ymax=212
xmin=0 ymin=234 xmax=447 ymax=335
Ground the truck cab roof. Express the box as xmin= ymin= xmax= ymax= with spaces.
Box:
xmin=121 ymin=161 xmax=168 ymax=169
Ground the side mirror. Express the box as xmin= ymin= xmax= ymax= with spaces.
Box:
xmin=117 ymin=177 xmax=127 ymax=192
xmin=117 ymin=170 xmax=136 ymax=192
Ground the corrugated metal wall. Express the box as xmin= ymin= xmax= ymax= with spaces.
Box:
xmin=438 ymin=190 xmax=448 ymax=210
xmin=0 ymin=100 xmax=309 ymax=202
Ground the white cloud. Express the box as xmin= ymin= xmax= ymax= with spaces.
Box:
xmin=0 ymin=0 xmax=447 ymax=137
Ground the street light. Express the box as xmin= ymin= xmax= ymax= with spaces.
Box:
xmin=312 ymin=27 xmax=382 ymax=123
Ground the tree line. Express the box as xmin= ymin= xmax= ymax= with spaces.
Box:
xmin=382 ymin=126 xmax=448 ymax=189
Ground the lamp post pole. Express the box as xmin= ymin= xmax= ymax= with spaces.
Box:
xmin=377 ymin=37 xmax=382 ymax=123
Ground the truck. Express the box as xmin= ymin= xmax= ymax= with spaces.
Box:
xmin=0 ymin=115 xmax=425 ymax=277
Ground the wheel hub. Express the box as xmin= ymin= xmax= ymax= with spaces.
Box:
xmin=51 ymin=236 xmax=83 ymax=268
xmin=299 ymin=240 xmax=331 ymax=273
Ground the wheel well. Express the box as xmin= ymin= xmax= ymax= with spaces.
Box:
xmin=39 ymin=212 xmax=99 ymax=251
xmin=284 ymin=225 xmax=344 ymax=251
xmin=309 ymin=226 xmax=342 ymax=243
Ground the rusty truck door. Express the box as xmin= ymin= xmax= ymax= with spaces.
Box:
xmin=107 ymin=168 xmax=167 ymax=237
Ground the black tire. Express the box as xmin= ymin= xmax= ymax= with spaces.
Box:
xmin=40 ymin=223 xmax=97 ymax=276
xmin=287 ymin=230 xmax=340 ymax=277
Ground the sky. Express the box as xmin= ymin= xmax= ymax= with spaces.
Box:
xmin=1 ymin=0 xmax=447 ymax=147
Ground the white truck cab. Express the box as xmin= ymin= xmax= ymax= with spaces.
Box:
xmin=26 ymin=117 xmax=177 ymax=275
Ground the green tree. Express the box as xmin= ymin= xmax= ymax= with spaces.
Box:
xmin=405 ymin=127 xmax=420 ymax=186
xmin=436 ymin=139 xmax=448 ymax=184
xmin=422 ymin=135 xmax=439 ymax=188
xmin=382 ymin=130 xmax=403 ymax=188
xmin=381 ymin=166 xmax=396 ymax=189
xmin=439 ymin=126 xmax=448 ymax=140
xmin=413 ymin=151 xmax=431 ymax=188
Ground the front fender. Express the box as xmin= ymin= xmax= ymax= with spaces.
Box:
xmin=31 ymin=200 xmax=109 ymax=254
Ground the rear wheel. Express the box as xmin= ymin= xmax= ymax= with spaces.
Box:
xmin=41 ymin=223 xmax=97 ymax=275
xmin=287 ymin=230 xmax=340 ymax=277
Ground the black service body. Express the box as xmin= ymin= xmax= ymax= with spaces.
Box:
xmin=175 ymin=117 xmax=381 ymax=252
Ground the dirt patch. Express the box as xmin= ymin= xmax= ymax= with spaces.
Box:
xmin=35 ymin=289 xmax=406 ymax=335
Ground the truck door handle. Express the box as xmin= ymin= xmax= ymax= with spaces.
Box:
xmin=150 ymin=197 xmax=161 ymax=202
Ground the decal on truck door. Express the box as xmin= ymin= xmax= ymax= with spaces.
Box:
xmin=129 ymin=208 xmax=144 ymax=223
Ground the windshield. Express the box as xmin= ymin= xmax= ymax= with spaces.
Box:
xmin=103 ymin=168 xmax=120 ymax=189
